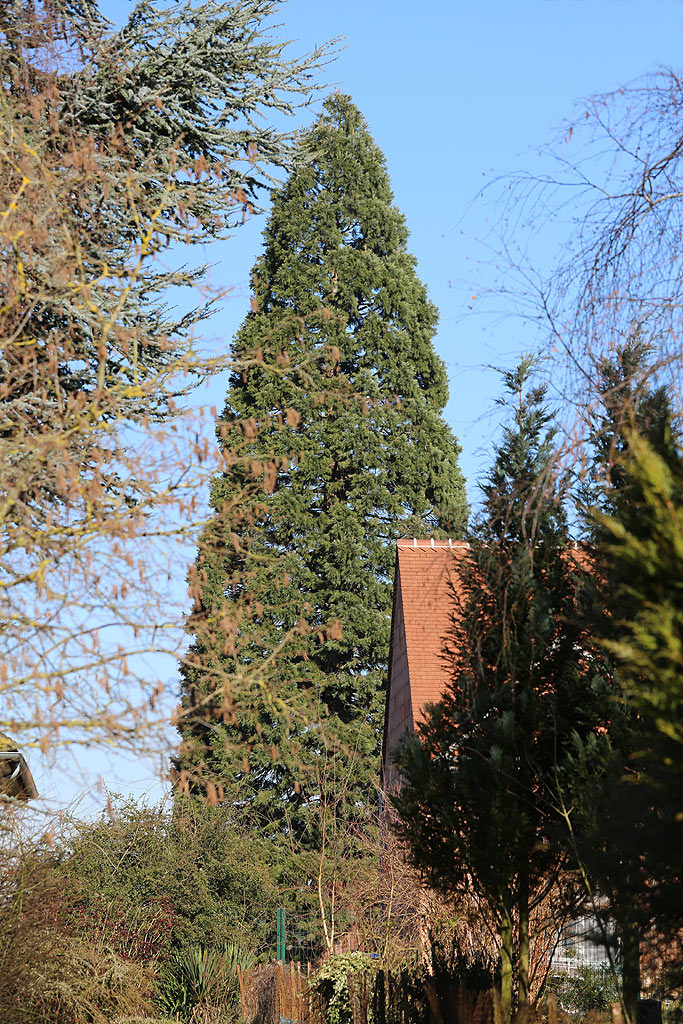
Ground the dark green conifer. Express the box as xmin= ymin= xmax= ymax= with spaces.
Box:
xmin=571 ymin=342 xmax=683 ymax=1016
xmin=393 ymin=360 xmax=608 ymax=1024
xmin=176 ymin=94 xmax=467 ymax=842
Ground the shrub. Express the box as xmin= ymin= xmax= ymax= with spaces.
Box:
xmin=0 ymin=801 xmax=276 ymax=1022
xmin=0 ymin=852 xmax=160 ymax=1024
xmin=155 ymin=943 xmax=255 ymax=1019
xmin=312 ymin=953 xmax=378 ymax=1024
xmin=69 ymin=894 xmax=176 ymax=963
xmin=549 ymin=965 xmax=621 ymax=1014
xmin=2 ymin=930 xmax=156 ymax=1023
xmin=62 ymin=798 xmax=277 ymax=955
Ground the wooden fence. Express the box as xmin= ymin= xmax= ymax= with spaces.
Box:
xmin=235 ymin=962 xmax=633 ymax=1023
xmin=237 ymin=961 xmax=495 ymax=1024
xmin=237 ymin=961 xmax=320 ymax=1024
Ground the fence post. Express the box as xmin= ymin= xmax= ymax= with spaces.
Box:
xmin=291 ymin=959 xmax=296 ymax=1022
xmin=277 ymin=907 xmax=286 ymax=963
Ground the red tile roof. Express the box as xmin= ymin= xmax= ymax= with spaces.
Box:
xmin=381 ymin=539 xmax=590 ymax=785
xmin=382 ymin=539 xmax=470 ymax=782
xmin=398 ymin=539 xmax=470 ymax=721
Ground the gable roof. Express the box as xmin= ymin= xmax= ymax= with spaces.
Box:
xmin=382 ymin=539 xmax=470 ymax=783
xmin=381 ymin=539 xmax=591 ymax=787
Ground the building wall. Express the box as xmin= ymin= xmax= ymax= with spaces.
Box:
xmin=382 ymin=541 xmax=470 ymax=790
xmin=383 ymin=567 xmax=413 ymax=790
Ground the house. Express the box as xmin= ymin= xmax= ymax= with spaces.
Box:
xmin=0 ymin=736 xmax=38 ymax=803
xmin=381 ymin=537 xmax=590 ymax=785
xmin=381 ymin=537 xmax=470 ymax=790
xmin=380 ymin=539 xmax=616 ymax=983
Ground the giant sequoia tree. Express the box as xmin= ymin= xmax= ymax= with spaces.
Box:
xmin=176 ymin=94 xmax=467 ymax=839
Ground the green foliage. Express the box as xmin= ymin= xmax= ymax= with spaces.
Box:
xmin=549 ymin=966 xmax=621 ymax=1015
xmin=156 ymin=943 xmax=255 ymax=1018
xmin=597 ymin=430 xmax=683 ymax=775
xmin=394 ymin=359 xmax=609 ymax=1020
xmin=61 ymin=798 xmax=278 ymax=955
xmin=313 ymin=952 xmax=378 ymax=1024
xmin=176 ymin=93 xmax=467 ymax=841
xmin=574 ymin=342 xmax=683 ymax=978
xmin=663 ymin=999 xmax=683 ymax=1024
xmin=1 ymin=0 xmax=330 ymax=433
xmin=0 ymin=800 xmax=275 ymax=1021
xmin=394 ymin=359 xmax=594 ymax=891
xmin=592 ymin=426 xmax=683 ymax=939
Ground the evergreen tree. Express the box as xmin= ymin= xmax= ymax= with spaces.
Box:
xmin=569 ymin=343 xmax=683 ymax=1016
xmin=598 ymin=429 xmax=683 ymax=917
xmin=1 ymin=0 xmax=329 ymax=447
xmin=176 ymin=94 xmax=467 ymax=843
xmin=393 ymin=360 xmax=608 ymax=1024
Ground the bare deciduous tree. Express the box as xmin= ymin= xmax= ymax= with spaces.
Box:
xmin=0 ymin=0 xmax=332 ymax=785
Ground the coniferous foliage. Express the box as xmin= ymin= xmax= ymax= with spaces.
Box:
xmin=393 ymin=360 xmax=609 ymax=1024
xmin=570 ymin=343 xmax=683 ymax=1010
xmin=176 ymin=94 xmax=467 ymax=839
xmin=598 ymin=425 xmax=683 ymax=931
xmin=1 ymin=0 xmax=330 ymax=443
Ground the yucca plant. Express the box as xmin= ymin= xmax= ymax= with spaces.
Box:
xmin=156 ymin=943 xmax=256 ymax=1019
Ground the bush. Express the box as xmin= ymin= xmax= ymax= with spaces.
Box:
xmin=0 ymin=800 xmax=277 ymax=1022
xmin=549 ymin=965 xmax=621 ymax=1014
xmin=156 ymin=943 xmax=255 ymax=1019
xmin=663 ymin=999 xmax=683 ymax=1024
xmin=62 ymin=798 xmax=278 ymax=955
xmin=0 ymin=852 xmax=160 ymax=1024
xmin=312 ymin=953 xmax=379 ymax=1024
xmin=1 ymin=928 xmax=156 ymax=1023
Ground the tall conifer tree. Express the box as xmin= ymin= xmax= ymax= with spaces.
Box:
xmin=393 ymin=361 xmax=609 ymax=1023
xmin=570 ymin=343 xmax=683 ymax=1018
xmin=176 ymin=94 xmax=467 ymax=840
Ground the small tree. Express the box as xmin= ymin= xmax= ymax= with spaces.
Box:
xmin=394 ymin=360 xmax=605 ymax=1023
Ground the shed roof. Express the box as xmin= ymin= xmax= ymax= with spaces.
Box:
xmin=0 ymin=736 xmax=38 ymax=802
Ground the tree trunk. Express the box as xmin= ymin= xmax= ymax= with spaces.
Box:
xmin=500 ymin=904 xmax=514 ymax=1024
xmin=621 ymin=917 xmax=641 ymax=1024
xmin=423 ymin=979 xmax=445 ymax=1024
xmin=518 ymin=862 xmax=530 ymax=1022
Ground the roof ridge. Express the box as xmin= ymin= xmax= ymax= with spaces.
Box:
xmin=396 ymin=537 xmax=470 ymax=549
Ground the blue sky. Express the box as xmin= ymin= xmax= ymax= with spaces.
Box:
xmin=102 ymin=0 xmax=683 ymax=487
xmin=37 ymin=0 xmax=683 ymax=810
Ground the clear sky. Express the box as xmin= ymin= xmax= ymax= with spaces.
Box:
xmin=96 ymin=0 xmax=683 ymax=484
xmin=103 ymin=0 xmax=683 ymax=485
xmin=34 ymin=0 xmax=683 ymax=812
